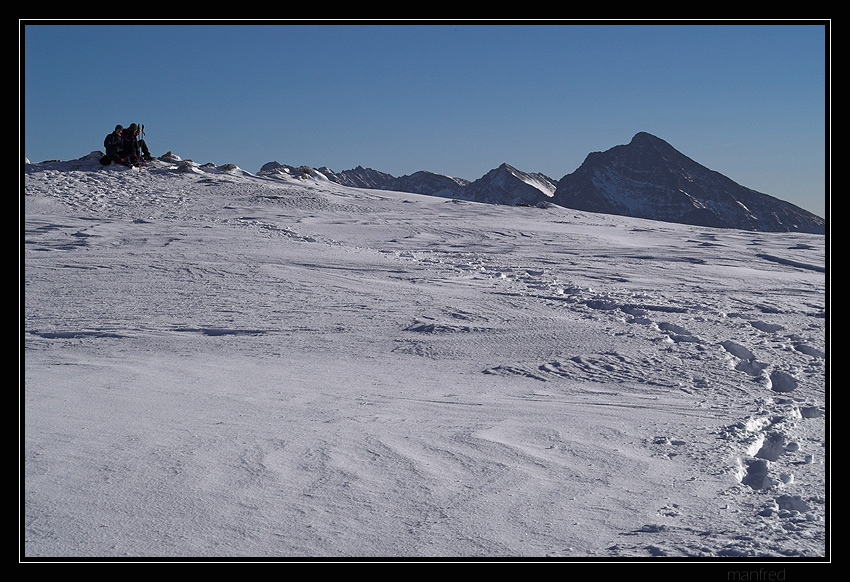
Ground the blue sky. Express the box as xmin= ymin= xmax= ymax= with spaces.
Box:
xmin=23 ymin=22 xmax=827 ymax=217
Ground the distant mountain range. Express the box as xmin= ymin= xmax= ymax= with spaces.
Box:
xmin=259 ymin=132 xmax=825 ymax=234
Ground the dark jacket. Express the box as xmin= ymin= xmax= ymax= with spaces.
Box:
xmin=104 ymin=132 xmax=123 ymax=157
xmin=121 ymin=128 xmax=140 ymax=157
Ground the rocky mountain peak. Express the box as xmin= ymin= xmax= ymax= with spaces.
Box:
xmin=552 ymin=133 xmax=824 ymax=233
xmin=254 ymin=131 xmax=823 ymax=232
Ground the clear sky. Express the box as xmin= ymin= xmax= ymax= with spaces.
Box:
xmin=22 ymin=21 xmax=828 ymax=217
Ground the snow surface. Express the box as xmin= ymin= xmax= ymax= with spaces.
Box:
xmin=23 ymin=154 xmax=828 ymax=559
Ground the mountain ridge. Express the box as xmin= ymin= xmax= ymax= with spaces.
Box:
xmin=27 ymin=132 xmax=825 ymax=234
xmin=258 ymin=132 xmax=823 ymax=233
xmin=550 ymin=132 xmax=825 ymax=234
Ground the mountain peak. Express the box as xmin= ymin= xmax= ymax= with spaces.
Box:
xmin=553 ymin=134 xmax=824 ymax=233
xmin=462 ymin=163 xmax=556 ymax=205
xmin=629 ymin=131 xmax=664 ymax=144
xmin=626 ymin=132 xmax=681 ymax=157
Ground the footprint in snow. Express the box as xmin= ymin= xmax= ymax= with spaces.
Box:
xmin=658 ymin=322 xmax=702 ymax=344
xmin=768 ymin=370 xmax=797 ymax=393
xmin=749 ymin=320 xmax=784 ymax=333
xmin=719 ymin=340 xmax=769 ymax=377
xmin=718 ymin=340 xmax=799 ymax=393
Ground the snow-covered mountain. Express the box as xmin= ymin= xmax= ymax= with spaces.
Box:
xmin=257 ymin=132 xmax=824 ymax=234
xmin=306 ymin=162 xmax=557 ymax=207
xmin=315 ymin=165 xmax=396 ymax=189
xmin=551 ymin=132 xmax=825 ymax=234
xmin=387 ymin=170 xmax=470 ymax=199
xmin=256 ymin=162 xmax=555 ymax=207
xmin=460 ymin=163 xmax=557 ymax=206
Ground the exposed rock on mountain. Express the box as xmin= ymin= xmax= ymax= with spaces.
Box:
xmin=551 ymin=132 xmax=825 ymax=234
xmin=387 ymin=170 xmax=470 ymax=199
xmin=316 ymin=165 xmax=396 ymax=189
xmin=244 ymin=132 xmax=826 ymax=233
xmin=461 ymin=163 xmax=557 ymax=206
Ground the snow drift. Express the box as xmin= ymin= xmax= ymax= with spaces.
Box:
xmin=23 ymin=152 xmax=827 ymax=559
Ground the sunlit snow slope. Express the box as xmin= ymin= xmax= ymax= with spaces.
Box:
xmin=24 ymin=154 xmax=827 ymax=558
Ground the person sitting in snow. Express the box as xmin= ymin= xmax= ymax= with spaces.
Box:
xmin=100 ymin=124 xmax=125 ymax=165
xmin=121 ymin=123 xmax=152 ymax=166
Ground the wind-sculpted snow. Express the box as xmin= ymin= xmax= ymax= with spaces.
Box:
xmin=24 ymin=154 xmax=827 ymax=558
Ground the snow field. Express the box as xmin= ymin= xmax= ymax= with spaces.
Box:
xmin=23 ymin=155 xmax=827 ymax=558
